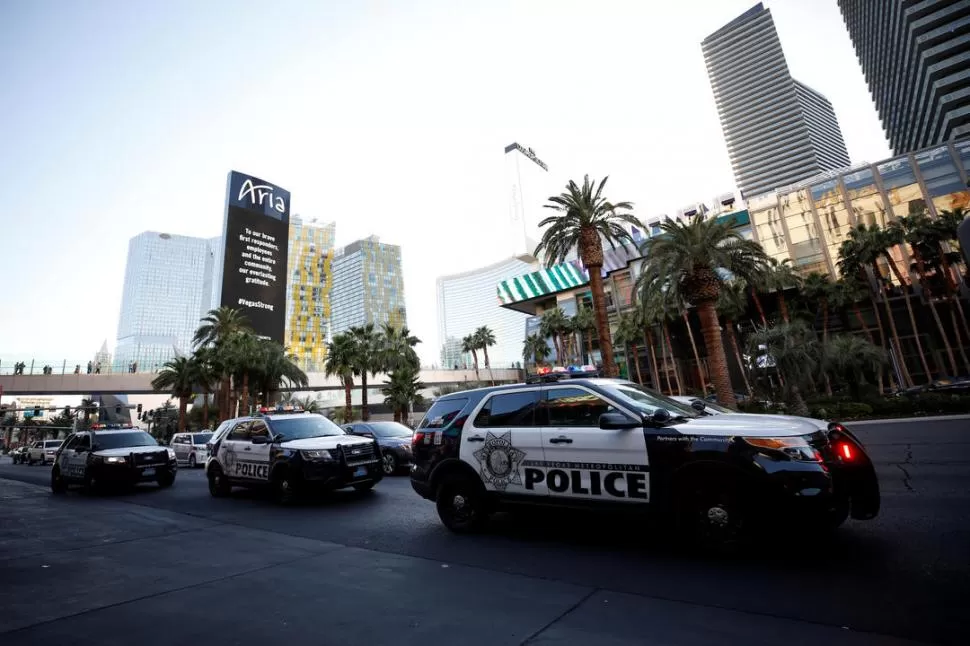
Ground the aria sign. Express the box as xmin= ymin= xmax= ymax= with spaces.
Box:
xmin=504 ymin=142 xmax=549 ymax=171
xmin=227 ymin=172 xmax=290 ymax=221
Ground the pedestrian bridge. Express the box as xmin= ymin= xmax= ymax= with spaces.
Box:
xmin=0 ymin=368 xmax=523 ymax=396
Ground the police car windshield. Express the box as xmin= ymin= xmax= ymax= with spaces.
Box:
xmin=94 ymin=431 xmax=158 ymax=449
xmin=600 ymin=383 xmax=700 ymax=418
xmin=270 ymin=415 xmax=345 ymax=440
xmin=192 ymin=433 xmax=213 ymax=445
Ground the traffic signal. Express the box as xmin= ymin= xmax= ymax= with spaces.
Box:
xmin=33 ymin=406 xmax=41 ymax=417
xmin=137 ymin=403 xmax=143 ymax=414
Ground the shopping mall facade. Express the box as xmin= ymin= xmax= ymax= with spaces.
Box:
xmin=496 ymin=138 xmax=970 ymax=392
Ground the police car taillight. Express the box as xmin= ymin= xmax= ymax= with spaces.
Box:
xmin=412 ymin=432 xmax=426 ymax=447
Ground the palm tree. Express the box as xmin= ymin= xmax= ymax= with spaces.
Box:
xmin=189 ymin=347 xmax=218 ymax=429
xmin=474 ymin=325 xmax=496 ymax=384
xmin=224 ymin=332 xmax=261 ymax=417
xmin=571 ymin=306 xmax=596 ymax=365
xmin=325 ymin=332 xmax=357 ymax=423
xmin=759 ymin=258 xmax=802 ymax=323
xmin=349 ymin=323 xmax=381 ymax=421
xmin=638 ymin=217 xmax=769 ymax=408
xmin=193 ymin=307 xmax=252 ymax=421
xmin=151 ymin=357 xmax=195 ymax=433
xmin=534 ymin=175 xmax=643 ymax=377
xmin=716 ymin=281 xmax=754 ymax=398
xmin=461 ymin=334 xmax=480 ymax=379
xmin=801 ymin=272 xmax=836 ymax=396
xmin=254 ymin=340 xmax=308 ymax=407
xmin=539 ymin=307 xmax=568 ymax=364
xmin=838 ymin=224 xmax=917 ymax=388
xmin=522 ymin=334 xmax=551 ymax=368
xmin=679 ymin=305 xmax=706 ymax=395
xmin=613 ymin=312 xmax=643 ymax=383
xmin=748 ymin=321 xmax=820 ymax=417
xmin=380 ymin=323 xmax=421 ymax=372
xmin=637 ymin=286 xmax=665 ymax=392
xmin=382 ymin=365 xmax=425 ymax=423
xmin=823 ymin=334 xmax=887 ymax=400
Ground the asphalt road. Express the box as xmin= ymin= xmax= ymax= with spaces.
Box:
xmin=0 ymin=417 xmax=967 ymax=645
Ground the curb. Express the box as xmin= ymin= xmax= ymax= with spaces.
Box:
xmin=844 ymin=414 xmax=970 ymax=426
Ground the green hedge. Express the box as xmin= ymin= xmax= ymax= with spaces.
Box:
xmin=808 ymin=393 xmax=970 ymax=420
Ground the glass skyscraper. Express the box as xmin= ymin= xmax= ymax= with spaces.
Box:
xmin=837 ymin=0 xmax=970 ymax=155
xmin=702 ymin=3 xmax=851 ymax=198
xmin=115 ymin=232 xmax=215 ymax=371
xmin=330 ymin=236 xmax=406 ymax=335
xmin=285 ymin=217 xmax=336 ymax=369
xmin=437 ymin=255 xmax=535 ymax=369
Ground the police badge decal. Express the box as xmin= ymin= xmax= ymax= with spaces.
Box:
xmin=472 ymin=431 xmax=526 ymax=491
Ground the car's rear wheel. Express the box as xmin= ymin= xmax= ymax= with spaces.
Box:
xmin=188 ymin=454 xmax=196 ymax=469
xmin=27 ymin=456 xmax=35 ymax=466
xmin=381 ymin=453 xmax=398 ymax=475
xmin=273 ymin=469 xmax=298 ymax=505
xmin=50 ymin=467 xmax=67 ymax=494
xmin=208 ymin=465 xmax=231 ymax=497
xmin=436 ymin=475 xmax=488 ymax=533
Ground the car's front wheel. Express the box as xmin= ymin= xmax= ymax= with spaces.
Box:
xmin=381 ymin=453 xmax=398 ymax=476
xmin=208 ymin=466 xmax=231 ymax=497
xmin=188 ymin=454 xmax=197 ymax=469
xmin=436 ymin=475 xmax=488 ymax=533
xmin=675 ymin=476 xmax=748 ymax=551
xmin=272 ymin=468 xmax=299 ymax=505
xmin=157 ymin=472 xmax=175 ymax=488
xmin=50 ymin=467 xmax=67 ymax=494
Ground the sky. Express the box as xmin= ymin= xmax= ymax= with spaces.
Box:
xmin=0 ymin=0 xmax=892 ymax=368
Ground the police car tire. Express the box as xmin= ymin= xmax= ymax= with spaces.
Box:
xmin=272 ymin=469 xmax=299 ymax=505
xmin=158 ymin=473 xmax=175 ymax=488
xmin=436 ymin=476 xmax=488 ymax=533
xmin=676 ymin=477 xmax=748 ymax=550
xmin=208 ymin=466 xmax=231 ymax=497
xmin=353 ymin=481 xmax=377 ymax=492
xmin=51 ymin=468 xmax=67 ymax=494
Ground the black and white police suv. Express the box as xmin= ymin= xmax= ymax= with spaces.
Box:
xmin=410 ymin=371 xmax=880 ymax=544
xmin=50 ymin=426 xmax=178 ymax=493
xmin=205 ymin=407 xmax=383 ymax=503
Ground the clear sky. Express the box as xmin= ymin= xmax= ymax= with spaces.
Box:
xmin=0 ymin=0 xmax=891 ymax=368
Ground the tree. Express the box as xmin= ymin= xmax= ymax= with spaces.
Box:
xmin=637 ymin=286 xmax=665 ymax=392
xmin=747 ymin=321 xmax=820 ymax=417
xmin=189 ymin=346 xmax=218 ymax=429
xmin=522 ymin=334 xmax=551 ymax=367
xmin=380 ymin=323 xmax=421 ymax=373
xmin=461 ymin=334 xmax=480 ymax=379
xmin=539 ymin=307 xmax=568 ymax=364
xmin=613 ymin=312 xmax=643 ymax=384
xmin=192 ymin=307 xmax=252 ymax=421
xmin=638 ymin=217 xmax=769 ymax=408
xmin=534 ymin=175 xmax=642 ymax=377
xmin=823 ymin=334 xmax=887 ymax=400
xmin=716 ymin=280 xmax=754 ymax=398
xmin=325 ymin=332 xmax=357 ymax=424
xmin=382 ymin=364 xmax=425 ymax=423
xmin=801 ymin=272 xmax=836 ymax=396
xmin=224 ymin=332 xmax=262 ymax=417
xmin=758 ymin=258 xmax=802 ymax=323
xmin=572 ymin=306 xmax=596 ymax=365
xmin=253 ymin=340 xmax=308 ymax=407
xmin=474 ymin=325 xmax=496 ymax=384
xmin=349 ymin=323 xmax=382 ymax=421
xmin=151 ymin=357 xmax=195 ymax=433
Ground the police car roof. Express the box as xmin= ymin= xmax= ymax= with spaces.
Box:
xmin=435 ymin=377 xmax=632 ymax=401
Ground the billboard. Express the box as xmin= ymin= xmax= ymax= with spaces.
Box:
xmin=218 ymin=171 xmax=290 ymax=342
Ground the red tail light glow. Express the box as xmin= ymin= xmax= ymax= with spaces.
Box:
xmin=839 ymin=442 xmax=855 ymax=460
xmin=412 ymin=432 xmax=425 ymax=447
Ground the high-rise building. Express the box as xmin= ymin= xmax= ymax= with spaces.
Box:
xmin=837 ymin=0 xmax=970 ymax=155
xmin=702 ymin=3 xmax=851 ymax=198
xmin=114 ymin=232 xmax=215 ymax=371
xmin=437 ymin=255 xmax=536 ymax=369
xmin=505 ymin=142 xmax=553 ymax=259
xmin=285 ymin=217 xmax=336 ymax=369
xmin=330 ymin=236 xmax=406 ymax=335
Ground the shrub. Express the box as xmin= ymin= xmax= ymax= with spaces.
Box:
xmin=836 ymin=402 xmax=874 ymax=419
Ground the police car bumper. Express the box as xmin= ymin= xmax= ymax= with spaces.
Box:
xmin=91 ymin=459 xmax=177 ymax=484
xmin=301 ymin=459 xmax=383 ymax=488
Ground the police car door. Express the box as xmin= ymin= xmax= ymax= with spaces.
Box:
xmin=219 ymin=421 xmax=252 ymax=481
xmin=57 ymin=434 xmax=81 ymax=480
xmin=460 ymin=388 xmax=546 ymax=498
xmin=243 ymin=420 xmax=272 ymax=481
xmin=65 ymin=433 xmax=92 ymax=481
xmin=537 ymin=385 xmax=650 ymax=503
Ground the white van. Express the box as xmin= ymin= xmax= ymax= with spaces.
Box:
xmin=169 ymin=432 xmax=213 ymax=468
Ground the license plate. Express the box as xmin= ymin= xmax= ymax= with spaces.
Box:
xmin=142 ymin=468 xmax=155 ymax=477
xmin=354 ymin=467 xmax=367 ymax=477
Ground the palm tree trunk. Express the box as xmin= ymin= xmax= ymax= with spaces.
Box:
xmin=630 ymin=342 xmax=644 ymax=384
xmin=658 ymin=326 xmax=673 ymax=394
xmin=663 ymin=322 xmax=683 ymax=395
xmin=240 ymin=373 xmax=250 ymax=417
xmin=778 ymin=293 xmax=790 ymax=323
xmin=361 ymin=372 xmax=369 ymax=421
xmin=696 ymin=300 xmax=737 ymax=409
xmin=789 ymin=383 xmax=809 ymax=417
xmin=585 ymin=329 xmax=595 ymax=365
xmin=682 ymin=311 xmax=706 ymax=395
xmin=750 ymin=287 xmax=767 ymax=325
xmin=644 ymin=328 xmax=661 ymax=391
xmin=870 ymin=266 xmax=912 ymax=389
xmin=471 ymin=349 xmax=480 ymax=381
xmin=948 ymin=306 xmax=970 ymax=374
xmin=482 ymin=346 xmax=490 ymax=369
xmin=911 ymin=248 xmax=958 ymax=376
xmin=201 ymin=389 xmax=209 ymax=429
xmin=178 ymin=397 xmax=187 ymax=433
xmin=343 ymin=377 xmax=353 ymax=423
xmin=885 ymin=260 xmax=933 ymax=382
xmin=726 ymin=321 xmax=753 ymax=398
xmin=588 ymin=266 xmax=618 ymax=377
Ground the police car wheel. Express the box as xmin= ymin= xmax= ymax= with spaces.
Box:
xmin=82 ymin=474 xmax=98 ymax=495
xmin=272 ymin=470 xmax=298 ymax=505
xmin=208 ymin=466 xmax=231 ymax=497
xmin=157 ymin=472 xmax=175 ymax=488
xmin=353 ymin=481 xmax=377 ymax=492
xmin=51 ymin=468 xmax=67 ymax=494
xmin=678 ymin=480 xmax=747 ymax=549
xmin=382 ymin=453 xmax=398 ymax=475
xmin=436 ymin=476 xmax=488 ymax=533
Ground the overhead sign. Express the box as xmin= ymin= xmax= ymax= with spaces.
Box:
xmin=504 ymin=142 xmax=548 ymax=171
xmin=219 ymin=171 xmax=291 ymax=343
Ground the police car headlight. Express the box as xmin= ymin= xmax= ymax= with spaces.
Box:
xmin=166 ymin=448 xmax=176 ymax=460
xmin=744 ymin=437 xmax=820 ymax=462
xmin=301 ymin=449 xmax=333 ymax=461
xmin=104 ymin=456 xmax=127 ymax=464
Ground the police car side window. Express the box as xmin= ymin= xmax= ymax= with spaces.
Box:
xmin=250 ymin=422 xmax=269 ymax=438
xmin=227 ymin=422 xmax=252 ymax=441
xmin=62 ymin=435 xmax=79 ymax=451
xmin=77 ymin=435 xmax=91 ymax=450
xmin=474 ymin=391 xmax=538 ymax=427
xmin=542 ymin=388 xmax=614 ymax=427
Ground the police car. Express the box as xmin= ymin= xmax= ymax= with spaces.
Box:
xmin=50 ymin=426 xmax=178 ymax=493
xmin=204 ymin=407 xmax=383 ymax=503
xmin=409 ymin=368 xmax=880 ymax=545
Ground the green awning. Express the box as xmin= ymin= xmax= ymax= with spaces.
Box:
xmin=497 ymin=262 xmax=588 ymax=305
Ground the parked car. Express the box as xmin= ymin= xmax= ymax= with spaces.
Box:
xmin=10 ymin=446 xmax=29 ymax=464
xmin=343 ymin=421 xmax=414 ymax=475
xmin=27 ymin=440 xmax=63 ymax=465
xmin=170 ymin=432 xmax=213 ymax=468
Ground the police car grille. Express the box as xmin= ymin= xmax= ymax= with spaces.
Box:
xmin=344 ymin=443 xmax=376 ymax=465
xmin=136 ymin=451 xmax=167 ymax=466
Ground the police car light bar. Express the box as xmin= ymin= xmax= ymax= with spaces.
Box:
xmin=526 ymin=365 xmax=601 ymax=384
xmin=257 ymin=405 xmax=305 ymax=416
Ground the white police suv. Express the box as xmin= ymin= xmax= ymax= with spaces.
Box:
xmin=50 ymin=426 xmax=177 ymax=493
xmin=410 ymin=370 xmax=880 ymax=546
xmin=205 ymin=408 xmax=383 ymax=503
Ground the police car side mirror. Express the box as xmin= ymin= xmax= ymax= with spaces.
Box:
xmin=599 ymin=412 xmax=641 ymax=430
xmin=251 ymin=436 xmax=270 ymax=445
xmin=690 ymin=399 xmax=706 ymax=412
